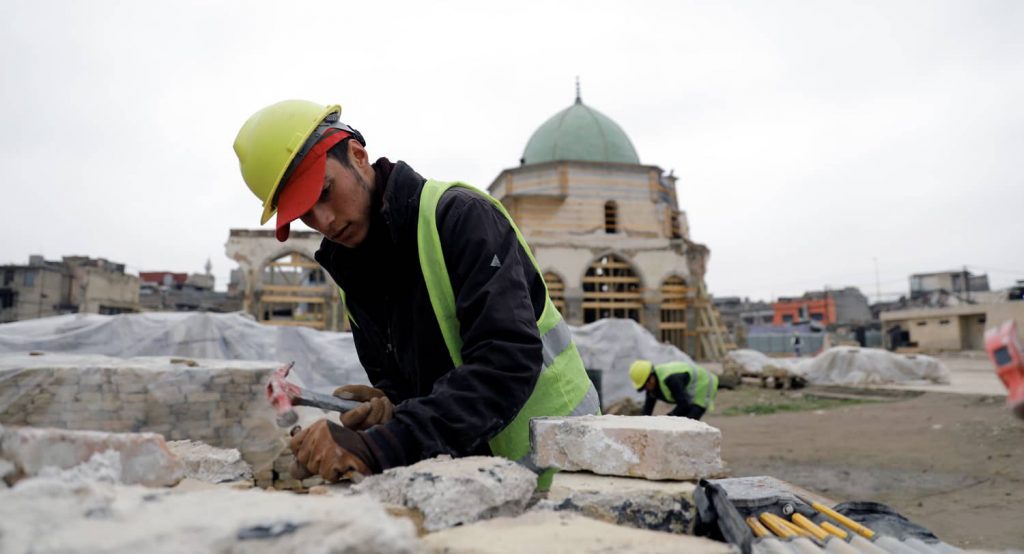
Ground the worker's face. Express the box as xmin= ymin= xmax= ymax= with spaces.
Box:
xmin=644 ymin=375 xmax=657 ymax=392
xmin=300 ymin=141 xmax=374 ymax=248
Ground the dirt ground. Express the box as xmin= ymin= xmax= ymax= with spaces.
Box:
xmin=704 ymin=385 xmax=1024 ymax=550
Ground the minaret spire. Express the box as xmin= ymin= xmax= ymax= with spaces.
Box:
xmin=575 ymin=76 xmax=582 ymax=104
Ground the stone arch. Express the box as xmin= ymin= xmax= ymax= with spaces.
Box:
xmin=543 ymin=270 xmax=567 ymax=315
xmin=255 ymin=251 xmax=337 ymax=330
xmin=659 ymin=275 xmax=690 ymax=352
xmin=581 ymin=253 xmax=643 ymax=324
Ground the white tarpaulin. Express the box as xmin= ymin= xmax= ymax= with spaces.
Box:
xmin=796 ymin=346 xmax=951 ymax=385
xmin=0 ymin=313 xmax=693 ymax=404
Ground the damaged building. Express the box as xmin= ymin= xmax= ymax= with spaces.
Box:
xmin=0 ymin=255 xmax=139 ymax=323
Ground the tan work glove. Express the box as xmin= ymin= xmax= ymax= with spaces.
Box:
xmin=289 ymin=419 xmax=378 ymax=482
xmin=333 ymin=384 xmax=394 ymax=431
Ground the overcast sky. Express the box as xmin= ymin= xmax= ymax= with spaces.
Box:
xmin=2 ymin=0 xmax=1022 ymax=302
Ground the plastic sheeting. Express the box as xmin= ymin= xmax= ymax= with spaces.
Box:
xmin=0 ymin=312 xmax=693 ymax=405
xmin=570 ymin=318 xmax=693 ymax=405
xmin=797 ymin=347 xmax=951 ymax=386
xmin=0 ymin=312 xmax=368 ymax=393
xmin=723 ymin=349 xmax=800 ymax=376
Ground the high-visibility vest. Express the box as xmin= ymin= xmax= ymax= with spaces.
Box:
xmin=416 ymin=179 xmax=593 ymax=463
xmin=654 ymin=362 xmax=718 ymax=411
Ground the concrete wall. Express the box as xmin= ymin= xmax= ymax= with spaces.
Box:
xmin=76 ymin=267 xmax=140 ymax=314
xmin=0 ymin=266 xmax=70 ymax=323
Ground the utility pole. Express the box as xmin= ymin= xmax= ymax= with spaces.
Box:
xmin=963 ymin=265 xmax=971 ymax=302
xmin=873 ymin=257 xmax=881 ymax=304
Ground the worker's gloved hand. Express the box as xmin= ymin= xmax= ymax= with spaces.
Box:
xmin=288 ymin=419 xmax=381 ymax=482
xmin=333 ymin=385 xmax=394 ymax=431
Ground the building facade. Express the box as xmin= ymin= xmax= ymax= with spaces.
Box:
xmin=0 ymin=255 xmax=139 ymax=323
xmin=772 ymin=287 xmax=871 ymax=326
xmin=487 ymin=92 xmax=716 ymax=357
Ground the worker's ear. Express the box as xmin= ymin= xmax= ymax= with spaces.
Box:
xmin=348 ymin=139 xmax=370 ymax=168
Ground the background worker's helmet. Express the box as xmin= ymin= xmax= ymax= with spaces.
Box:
xmin=629 ymin=360 xmax=654 ymax=390
xmin=233 ymin=100 xmax=341 ymax=225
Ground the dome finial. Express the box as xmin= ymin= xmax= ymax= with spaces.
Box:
xmin=575 ymin=76 xmax=581 ymax=104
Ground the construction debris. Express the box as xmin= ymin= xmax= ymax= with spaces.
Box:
xmin=530 ymin=415 xmax=723 ymax=480
xmin=0 ymin=474 xmax=420 ymax=553
xmin=353 ymin=455 xmax=537 ymax=532
xmin=537 ymin=471 xmax=698 ymax=533
xmin=0 ymin=424 xmax=184 ymax=487
xmin=166 ymin=440 xmax=252 ymax=484
xmin=420 ymin=511 xmax=732 ymax=554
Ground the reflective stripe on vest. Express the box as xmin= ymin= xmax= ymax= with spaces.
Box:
xmin=654 ymin=362 xmax=719 ymax=411
xmin=417 ymin=179 xmax=594 ymax=463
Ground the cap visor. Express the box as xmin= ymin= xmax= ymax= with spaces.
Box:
xmin=274 ymin=153 xmax=327 ymax=242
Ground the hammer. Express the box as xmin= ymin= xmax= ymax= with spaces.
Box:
xmin=265 ymin=361 xmax=361 ymax=428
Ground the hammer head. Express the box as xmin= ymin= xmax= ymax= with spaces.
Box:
xmin=266 ymin=361 xmax=300 ymax=428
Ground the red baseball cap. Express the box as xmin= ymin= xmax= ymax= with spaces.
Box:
xmin=274 ymin=129 xmax=352 ymax=242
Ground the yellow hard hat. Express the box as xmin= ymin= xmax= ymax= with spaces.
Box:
xmin=629 ymin=360 xmax=654 ymax=390
xmin=233 ymin=100 xmax=341 ymax=225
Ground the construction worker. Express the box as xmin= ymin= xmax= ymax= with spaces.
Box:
xmin=233 ymin=100 xmax=599 ymax=487
xmin=629 ymin=360 xmax=717 ymax=420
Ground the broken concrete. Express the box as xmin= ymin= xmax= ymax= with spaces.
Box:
xmin=531 ymin=415 xmax=724 ymax=480
xmin=0 ymin=476 xmax=420 ymax=554
xmin=421 ymin=511 xmax=732 ymax=554
xmin=353 ymin=456 xmax=537 ymax=532
xmin=535 ymin=471 xmax=698 ymax=533
xmin=166 ymin=440 xmax=252 ymax=484
xmin=0 ymin=425 xmax=184 ymax=487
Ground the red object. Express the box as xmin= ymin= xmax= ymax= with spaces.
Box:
xmin=275 ymin=129 xmax=352 ymax=242
xmin=985 ymin=320 xmax=1024 ymax=420
xmin=266 ymin=361 xmax=301 ymax=427
xmin=772 ymin=295 xmax=837 ymax=326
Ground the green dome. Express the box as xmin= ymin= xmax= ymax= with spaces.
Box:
xmin=521 ymin=97 xmax=640 ymax=166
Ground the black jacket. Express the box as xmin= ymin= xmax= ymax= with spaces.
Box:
xmin=315 ymin=160 xmax=548 ymax=468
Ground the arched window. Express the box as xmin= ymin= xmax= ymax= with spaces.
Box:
xmin=544 ymin=272 xmax=566 ymax=315
xmin=258 ymin=252 xmax=333 ymax=330
xmin=604 ymin=201 xmax=618 ymax=234
xmin=582 ymin=254 xmax=641 ymax=323
xmin=659 ymin=276 xmax=689 ymax=351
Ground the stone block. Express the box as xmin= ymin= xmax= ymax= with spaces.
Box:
xmin=0 ymin=424 xmax=184 ymax=487
xmin=422 ymin=511 xmax=732 ymax=554
xmin=166 ymin=440 xmax=252 ymax=483
xmin=0 ymin=479 xmax=420 ymax=553
xmin=530 ymin=415 xmax=723 ymax=480
xmin=354 ymin=455 xmax=536 ymax=532
xmin=536 ymin=471 xmax=697 ymax=533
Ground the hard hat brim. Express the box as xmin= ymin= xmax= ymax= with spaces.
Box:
xmin=274 ymin=129 xmax=352 ymax=241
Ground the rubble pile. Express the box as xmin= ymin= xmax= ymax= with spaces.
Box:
xmin=0 ymin=415 xmax=733 ymax=553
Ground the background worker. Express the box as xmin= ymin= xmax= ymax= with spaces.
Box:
xmin=233 ymin=100 xmax=599 ymax=485
xmin=629 ymin=360 xmax=718 ymax=421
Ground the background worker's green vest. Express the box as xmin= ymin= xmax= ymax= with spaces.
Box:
xmin=654 ymin=362 xmax=718 ymax=411
xmin=405 ymin=180 xmax=593 ymax=464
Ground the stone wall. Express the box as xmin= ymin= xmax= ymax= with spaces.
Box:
xmin=0 ymin=354 xmax=290 ymax=479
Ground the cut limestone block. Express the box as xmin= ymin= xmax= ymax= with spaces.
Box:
xmin=421 ymin=511 xmax=732 ymax=554
xmin=0 ymin=475 xmax=420 ymax=553
xmin=353 ymin=455 xmax=536 ymax=532
xmin=166 ymin=440 xmax=253 ymax=484
xmin=530 ymin=415 xmax=723 ymax=480
xmin=0 ymin=425 xmax=184 ymax=487
xmin=535 ymin=471 xmax=698 ymax=533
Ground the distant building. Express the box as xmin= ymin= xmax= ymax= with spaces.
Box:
xmin=0 ymin=255 xmax=139 ymax=323
xmin=138 ymin=261 xmax=240 ymax=313
xmin=881 ymin=300 xmax=1024 ymax=352
xmin=910 ymin=269 xmax=989 ymax=301
xmin=772 ymin=287 xmax=871 ymax=326
xmin=713 ymin=296 xmax=773 ymax=346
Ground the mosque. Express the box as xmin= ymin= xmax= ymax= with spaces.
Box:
xmin=226 ymin=89 xmax=726 ymax=358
